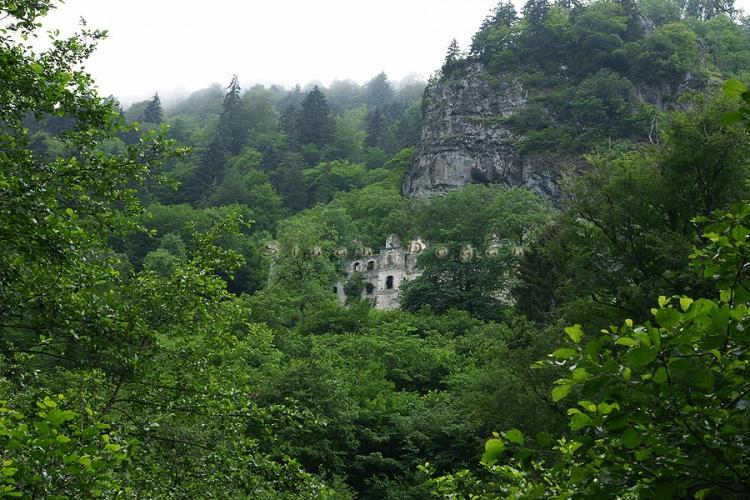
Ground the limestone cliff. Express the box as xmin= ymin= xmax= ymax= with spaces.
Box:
xmin=402 ymin=63 xmax=563 ymax=202
xmin=402 ymin=60 xmax=703 ymax=203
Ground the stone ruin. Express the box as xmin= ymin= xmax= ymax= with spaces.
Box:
xmin=264 ymin=233 xmax=515 ymax=311
xmin=334 ymin=234 xmax=427 ymax=310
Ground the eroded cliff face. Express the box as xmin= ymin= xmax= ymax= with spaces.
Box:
xmin=402 ymin=58 xmax=705 ymax=203
xmin=402 ymin=63 xmax=563 ymax=202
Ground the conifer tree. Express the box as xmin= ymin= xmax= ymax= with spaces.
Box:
xmin=444 ymin=39 xmax=462 ymax=68
xmin=523 ymin=0 xmax=550 ymax=27
xmin=365 ymin=72 xmax=393 ymax=108
xmin=295 ymin=85 xmax=333 ymax=147
xmin=278 ymin=84 xmax=303 ymax=113
xmin=471 ymin=1 xmax=517 ymax=57
xmin=365 ymin=106 xmax=386 ymax=148
xmin=218 ymin=74 xmax=246 ymax=155
xmin=184 ymin=135 xmax=229 ymax=204
xmin=279 ymin=103 xmax=298 ymax=139
xmin=143 ymin=93 xmax=163 ymax=123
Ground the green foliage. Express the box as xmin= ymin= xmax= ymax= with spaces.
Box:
xmin=0 ymin=395 xmax=129 ymax=498
xmin=218 ymin=74 xmax=246 ymax=155
xmin=7 ymin=0 xmax=750 ymax=497
xmin=638 ymin=0 xmax=682 ymax=26
xmin=461 ymin=0 xmax=750 ymax=154
xmin=296 ymin=85 xmax=335 ymax=148
xmin=303 ymin=160 xmax=390 ymax=206
xmin=365 ymin=72 xmax=394 ymax=108
xmin=400 ymin=186 xmax=554 ymax=319
xmin=431 ymin=203 xmax=750 ymax=498
xmin=400 ymin=245 xmax=515 ymax=321
xmin=627 ymin=22 xmax=700 ymax=83
xmin=516 ymin=92 xmax=750 ymax=328
xmin=343 ymin=272 xmax=366 ymax=304
xmin=142 ymin=93 xmax=163 ymax=124
xmin=721 ymin=78 xmax=750 ymax=129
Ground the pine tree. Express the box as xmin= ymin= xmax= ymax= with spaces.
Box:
xmin=471 ymin=1 xmax=518 ymax=58
xmin=278 ymin=84 xmax=303 ymax=114
xmin=365 ymin=106 xmax=386 ymax=148
xmin=443 ymin=39 xmax=462 ymax=68
xmin=279 ymin=103 xmax=298 ymax=140
xmin=295 ymin=86 xmax=333 ymax=147
xmin=218 ymin=75 xmax=246 ymax=155
xmin=183 ymin=135 xmax=229 ymax=205
xmin=142 ymin=93 xmax=163 ymax=124
xmin=523 ymin=0 xmax=550 ymax=27
xmin=365 ymin=72 xmax=393 ymax=108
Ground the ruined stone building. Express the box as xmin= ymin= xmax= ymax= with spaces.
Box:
xmin=334 ymin=234 xmax=426 ymax=310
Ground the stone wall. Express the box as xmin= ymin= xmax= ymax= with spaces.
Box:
xmin=335 ymin=235 xmax=425 ymax=310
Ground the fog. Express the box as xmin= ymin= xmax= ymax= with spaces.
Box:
xmin=41 ymin=0 xmax=505 ymax=106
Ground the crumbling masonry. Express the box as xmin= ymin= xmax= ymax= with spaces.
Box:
xmin=334 ymin=234 xmax=426 ymax=309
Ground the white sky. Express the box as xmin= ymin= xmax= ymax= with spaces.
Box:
xmin=42 ymin=0 xmax=502 ymax=106
xmin=40 ymin=0 xmax=750 ymax=106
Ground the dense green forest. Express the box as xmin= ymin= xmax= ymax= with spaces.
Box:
xmin=2 ymin=0 xmax=750 ymax=497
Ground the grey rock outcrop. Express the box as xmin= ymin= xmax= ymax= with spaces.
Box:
xmin=402 ymin=63 xmax=563 ymax=202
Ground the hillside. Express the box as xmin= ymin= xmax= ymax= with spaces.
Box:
xmin=405 ymin=0 xmax=750 ymax=200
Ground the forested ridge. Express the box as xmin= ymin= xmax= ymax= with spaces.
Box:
xmin=2 ymin=0 xmax=750 ymax=498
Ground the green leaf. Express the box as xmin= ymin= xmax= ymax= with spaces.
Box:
xmin=626 ymin=347 xmax=657 ymax=368
xmin=723 ymin=79 xmax=747 ymax=96
xmin=481 ymin=438 xmax=505 ymax=465
xmin=597 ymin=402 xmax=619 ymax=415
xmin=635 ymin=448 xmax=652 ymax=461
xmin=571 ymin=367 xmax=589 ymax=382
xmin=564 ymin=324 xmax=583 ymax=344
xmin=605 ymin=413 xmax=629 ymax=431
xmin=721 ymin=111 xmax=744 ymax=126
xmin=55 ymin=434 xmax=72 ymax=444
xmin=553 ymin=347 xmax=577 ymax=359
xmin=552 ymin=383 xmax=572 ymax=402
xmin=570 ymin=412 xmax=592 ymax=431
xmin=679 ymin=297 xmax=693 ymax=312
xmin=41 ymin=396 xmax=57 ymax=408
xmin=615 ymin=336 xmax=638 ymax=347
xmin=621 ymin=428 xmax=642 ymax=449
xmin=46 ymin=409 xmax=75 ymax=426
xmin=536 ymin=432 xmax=552 ymax=447
xmin=693 ymin=368 xmax=715 ymax=390
xmin=654 ymin=307 xmax=680 ymax=328
xmin=505 ymin=428 xmax=524 ymax=445
xmin=653 ymin=367 xmax=667 ymax=384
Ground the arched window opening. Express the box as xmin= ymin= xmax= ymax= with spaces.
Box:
xmin=353 ymin=262 xmax=360 ymax=271
xmin=386 ymin=275 xmax=394 ymax=289
xmin=366 ymin=283 xmax=374 ymax=294
xmin=367 ymin=260 xmax=375 ymax=271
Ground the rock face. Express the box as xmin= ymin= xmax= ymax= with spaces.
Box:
xmin=402 ymin=63 xmax=562 ymax=202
